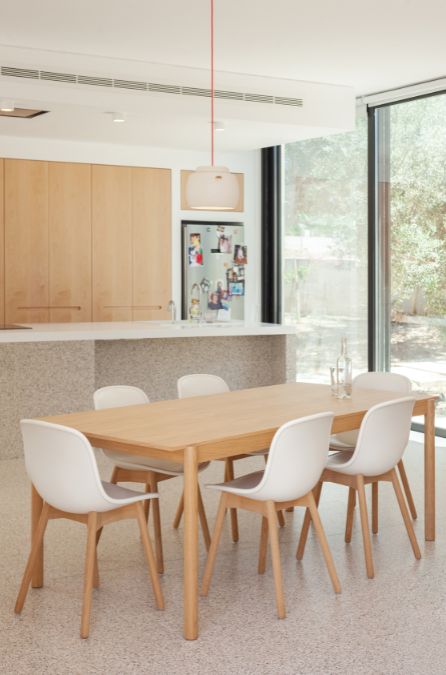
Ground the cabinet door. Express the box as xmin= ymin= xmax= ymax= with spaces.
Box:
xmin=0 ymin=160 xmax=4 ymax=326
xmin=49 ymin=162 xmax=92 ymax=322
xmin=5 ymin=160 xmax=49 ymax=324
xmin=132 ymin=168 xmax=172 ymax=320
xmin=92 ymin=165 xmax=132 ymax=321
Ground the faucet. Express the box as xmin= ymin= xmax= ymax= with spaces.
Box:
xmin=167 ymin=300 xmax=177 ymax=323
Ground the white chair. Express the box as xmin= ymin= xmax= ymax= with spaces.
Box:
xmin=297 ymin=397 xmax=421 ymax=579
xmin=93 ymin=385 xmax=211 ymax=573
xmin=330 ymin=372 xmax=417 ymax=536
xmin=201 ymin=413 xmax=340 ymax=619
xmin=176 ymin=374 xmax=284 ymax=543
xmin=15 ymin=420 xmax=163 ymax=639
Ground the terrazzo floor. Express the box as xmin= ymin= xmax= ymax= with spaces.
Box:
xmin=1 ymin=434 xmax=446 ymax=675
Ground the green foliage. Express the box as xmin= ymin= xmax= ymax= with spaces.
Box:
xmin=284 ymin=94 xmax=446 ymax=316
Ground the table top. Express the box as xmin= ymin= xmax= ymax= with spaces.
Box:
xmin=41 ymin=383 xmax=435 ymax=463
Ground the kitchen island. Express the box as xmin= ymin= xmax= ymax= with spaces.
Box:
xmin=0 ymin=321 xmax=296 ymax=459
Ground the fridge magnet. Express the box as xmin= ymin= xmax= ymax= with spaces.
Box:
xmin=218 ymin=233 xmax=232 ymax=254
xmin=234 ymin=244 xmax=248 ymax=264
xmin=200 ymin=278 xmax=211 ymax=293
xmin=208 ymin=291 xmax=222 ymax=310
xmin=188 ymin=233 xmax=204 ymax=266
xmin=216 ymin=224 xmax=225 ymax=233
xmin=215 ymin=279 xmax=226 ymax=301
xmin=228 ymin=281 xmax=245 ymax=296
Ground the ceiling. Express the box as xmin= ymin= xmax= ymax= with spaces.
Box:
xmin=0 ymin=0 xmax=445 ymax=150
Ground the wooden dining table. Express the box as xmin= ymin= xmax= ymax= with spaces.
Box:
xmin=34 ymin=382 xmax=436 ymax=640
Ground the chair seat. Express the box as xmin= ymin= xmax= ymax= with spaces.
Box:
xmin=101 ymin=480 xmax=155 ymax=502
xmin=208 ymin=470 xmax=264 ymax=495
xmin=329 ymin=435 xmax=355 ymax=452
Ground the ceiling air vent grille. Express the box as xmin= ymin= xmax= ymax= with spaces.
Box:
xmin=40 ymin=70 xmax=76 ymax=83
xmin=275 ymin=96 xmax=303 ymax=107
xmin=1 ymin=66 xmax=39 ymax=79
xmin=0 ymin=65 xmax=304 ymax=108
xmin=148 ymin=82 xmax=181 ymax=94
xmin=114 ymin=79 xmax=147 ymax=91
xmin=77 ymin=75 xmax=113 ymax=87
xmin=214 ymin=89 xmax=244 ymax=101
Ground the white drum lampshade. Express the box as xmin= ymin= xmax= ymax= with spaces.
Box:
xmin=186 ymin=165 xmax=239 ymax=211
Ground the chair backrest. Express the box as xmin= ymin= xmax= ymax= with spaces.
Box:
xmin=353 ymin=371 xmax=412 ymax=394
xmin=21 ymin=420 xmax=113 ymax=514
xmin=343 ymin=397 xmax=415 ymax=476
xmin=248 ymin=413 xmax=334 ymax=502
xmin=177 ymin=374 xmax=230 ymax=399
xmin=335 ymin=372 xmax=412 ymax=446
xmin=93 ymin=385 xmax=149 ymax=410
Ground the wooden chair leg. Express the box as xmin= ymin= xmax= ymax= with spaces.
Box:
xmin=286 ymin=506 xmax=294 ymax=513
xmin=390 ymin=469 xmax=421 ymax=560
xmin=296 ymin=481 xmax=323 ymax=560
xmin=144 ymin=483 xmax=151 ymax=522
xmin=345 ymin=487 xmax=356 ymax=543
xmin=173 ymin=492 xmax=184 ymax=529
xmin=371 ymin=482 xmax=378 ymax=535
xmin=258 ymin=516 xmax=268 ymax=574
xmin=277 ymin=510 xmax=286 ymax=528
xmin=15 ymin=502 xmax=50 ymax=614
xmin=80 ymin=512 xmax=98 ymax=639
xmin=398 ymin=460 xmax=418 ymax=520
xmin=307 ymin=492 xmax=341 ymax=593
xmin=266 ymin=501 xmax=285 ymax=619
xmin=135 ymin=502 xmax=164 ymax=609
xmin=356 ymin=475 xmax=374 ymax=579
xmin=198 ymin=486 xmax=211 ymax=551
xmin=93 ymin=529 xmax=101 ymax=588
xmin=225 ymin=459 xmax=239 ymax=543
xmin=148 ymin=477 xmax=164 ymax=574
xmin=201 ymin=494 xmax=228 ymax=596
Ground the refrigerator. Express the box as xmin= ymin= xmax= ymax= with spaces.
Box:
xmin=182 ymin=220 xmax=246 ymax=321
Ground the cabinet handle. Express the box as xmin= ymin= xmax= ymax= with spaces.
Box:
xmin=18 ymin=305 xmax=82 ymax=310
xmin=103 ymin=305 xmax=162 ymax=310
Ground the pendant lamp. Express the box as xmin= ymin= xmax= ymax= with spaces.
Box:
xmin=186 ymin=0 xmax=239 ymax=211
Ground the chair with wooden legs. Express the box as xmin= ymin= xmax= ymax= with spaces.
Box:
xmin=202 ymin=412 xmax=341 ymax=619
xmin=94 ymin=385 xmax=211 ymax=574
xmin=15 ymin=420 xmax=163 ymax=639
xmin=329 ymin=372 xmax=417 ymax=536
xmin=175 ymin=373 xmax=285 ymax=544
xmin=297 ymin=397 xmax=421 ymax=579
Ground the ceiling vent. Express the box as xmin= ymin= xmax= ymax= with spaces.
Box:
xmin=0 ymin=65 xmax=304 ymax=108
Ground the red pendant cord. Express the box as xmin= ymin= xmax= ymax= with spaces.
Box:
xmin=211 ymin=0 xmax=215 ymax=166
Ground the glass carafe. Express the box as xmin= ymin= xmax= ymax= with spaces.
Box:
xmin=336 ymin=337 xmax=352 ymax=398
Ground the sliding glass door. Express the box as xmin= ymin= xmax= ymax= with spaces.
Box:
xmin=373 ymin=93 xmax=446 ymax=434
xmin=282 ymin=116 xmax=368 ymax=383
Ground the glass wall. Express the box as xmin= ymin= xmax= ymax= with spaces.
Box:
xmin=282 ymin=116 xmax=368 ymax=383
xmin=375 ymin=94 xmax=446 ymax=433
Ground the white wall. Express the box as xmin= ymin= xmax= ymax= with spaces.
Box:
xmin=0 ymin=136 xmax=261 ymax=322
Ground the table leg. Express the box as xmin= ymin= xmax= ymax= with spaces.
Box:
xmin=183 ymin=446 xmax=199 ymax=640
xmin=424 ymin=399 xmax=436 ymax=541
xmin=31 ymin=484 xmax=44 ymax=588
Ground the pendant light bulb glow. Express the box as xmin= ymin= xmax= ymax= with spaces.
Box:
xmin=186 ymin=0 xmax=239 ymax=211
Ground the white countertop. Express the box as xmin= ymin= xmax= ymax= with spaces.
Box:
xmin=0 ymin=321 xmax=296 ymax=343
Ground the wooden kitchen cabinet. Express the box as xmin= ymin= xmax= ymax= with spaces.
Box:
xmin=49 ymin=162 xmax=92 ymax=322
xmin=4 ymin=159 xmax=49 ymax=324
xmin=92 ymin=165 xmax=133 ymax=321
xmin=132 ymin=167 xmax=171 ymax=320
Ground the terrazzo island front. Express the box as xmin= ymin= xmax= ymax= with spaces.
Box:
xmin=0 ymin=321 xmax=296 ymax=459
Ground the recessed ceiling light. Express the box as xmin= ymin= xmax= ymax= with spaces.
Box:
xmin=0 ymin=99 xmax=15 ymax=112
xmin=110 ymin=112 xmax=126 ymax=123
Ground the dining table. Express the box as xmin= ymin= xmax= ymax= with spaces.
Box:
xmin=34 ymin=382 xmax=436 ymax=640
